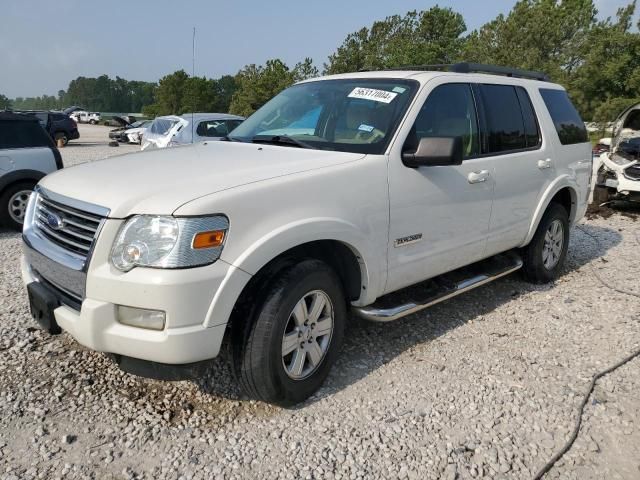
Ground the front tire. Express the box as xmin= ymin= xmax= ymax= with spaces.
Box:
xmin=0 ymin=182 xmax=36 ymax=231
xmin=233 ymin=259 xmax=346 ymax=406
xmin=522 ymin=203 xmax=569 ymax=283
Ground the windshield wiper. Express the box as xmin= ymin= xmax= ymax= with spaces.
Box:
xmin=220 ymin=135 xmax=244 ymax=142
xmin=251 ymin=135 xmax=312 ymax=149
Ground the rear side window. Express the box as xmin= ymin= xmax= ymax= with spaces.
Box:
xmin=0 ymin=121 xmax=54 ymax=149
xmin=539 ymin=89 xmax=588 ymax=145
xmin=479 ymin=84 xmax=527 ymax=153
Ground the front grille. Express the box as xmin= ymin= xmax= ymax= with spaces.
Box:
xmin=34 ymin=195 xmax=103 ymax=258
xmin=624 ymin=164 xmax=640 ymax=180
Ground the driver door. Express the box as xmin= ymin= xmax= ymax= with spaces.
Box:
xmin=385 ymin=81 xmax=495 ymax=294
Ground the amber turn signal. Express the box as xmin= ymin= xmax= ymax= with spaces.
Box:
xmin=192 ymin=230 xmax=225 ymax=249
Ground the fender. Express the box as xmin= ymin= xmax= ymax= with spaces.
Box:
xmin=521 ymin=175 xmax=578 ymax=246
xmin=203 ymin=218 xmax=382 ymax=329
xmin=0 ymin=169 xmax=46 ymax=194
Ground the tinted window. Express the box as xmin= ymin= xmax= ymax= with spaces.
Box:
xmin=0 ymin=122 xmax=54 ymax=149
xmin=406 ymin=83 xmax=479 ymax=159
xmin=515 ymin=87 xmax=541 ymax=148
xmin=539 ymin=89 xmax=588 ymax=145
xmin=480 ymin=85 xmax=526 ymax=153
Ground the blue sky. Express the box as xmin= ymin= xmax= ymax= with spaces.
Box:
xmin=0 ymin=0 xmax=632 ymax=97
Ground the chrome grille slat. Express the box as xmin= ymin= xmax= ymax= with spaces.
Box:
xmin=35 ymin=212 xmax=94 ymax=242
xmin=33 ymin=194 xmax=105 ymax=261
xmin=39 ymin=197 xmax=102 ymax=224
xmin=37 ymin=204 xmax=97 ymax=232
xmin=35 ymin=219 xmax=92 ymax=252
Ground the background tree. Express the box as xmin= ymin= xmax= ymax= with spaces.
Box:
xmin=0 ymin=94 xmax=12 ymax=109
xmin=325 ymin=7 xmax=466 ymax=74
xmin=229 ymin=58 xmax=318 ymax=116
xmin=569 ymin=2 xmax=640 ymax=121
xmin=462 ymin=0 xmax=598 ymax=83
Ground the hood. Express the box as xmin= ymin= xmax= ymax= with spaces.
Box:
xmin=39 ymin=142 xmax=365 ymax=217
xmin=110 ymin=115 xmax=136 ymax=127
xmin=63 ymin=106 xmax=83 ymax=115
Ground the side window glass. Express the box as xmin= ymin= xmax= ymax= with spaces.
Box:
xmin=406 ymin=83 xmax=479 ymax=159
xmin=480 ymin=85 xmax=526 ymax=153
xmin=539 ymin=89 xmax=588 ymax=145
xmin=516 ymin=87 xmax=541 ymax=148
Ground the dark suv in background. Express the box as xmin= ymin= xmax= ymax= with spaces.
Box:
xmin=16 ymin=111 xmax=80 ymax=145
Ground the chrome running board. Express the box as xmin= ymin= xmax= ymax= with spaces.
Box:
xmin=354 ymin=251 xmax=523 ymax=322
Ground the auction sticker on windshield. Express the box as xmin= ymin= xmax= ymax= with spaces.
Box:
xmin=348 ymin=87 xmax=398 ymax=104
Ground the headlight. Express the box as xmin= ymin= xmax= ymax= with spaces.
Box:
xmin=111 ymin=215 xmax=229 ymax=272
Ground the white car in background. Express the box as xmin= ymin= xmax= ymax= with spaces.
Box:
xmin=141 ymin=113 xmax=244 ymax=150
xmin=70 ymin=111 xmax=101 ymax=125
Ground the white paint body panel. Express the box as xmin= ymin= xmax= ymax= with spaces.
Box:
xmin=24 ymin=70 xmax=591 ymax=364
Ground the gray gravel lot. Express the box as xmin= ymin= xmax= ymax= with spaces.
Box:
xmin=1 ymin=125 xmax=639 ymax=479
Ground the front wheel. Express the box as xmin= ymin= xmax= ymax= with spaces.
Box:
xmin=0 ymin=182 xmax=36 ymax=231
xmin=522 ymin=203 xmax=570 ymax=283
xmin=233 ymin=259 xmax=346 ymax=406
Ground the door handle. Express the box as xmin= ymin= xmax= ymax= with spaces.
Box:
xmin=468 ymin=170 xmax=490 ymax=184
xmin=538 ymin=158 xmax=552 ymax=169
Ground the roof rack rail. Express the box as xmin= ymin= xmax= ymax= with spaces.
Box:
xmin=385 ymin=62 xmax=550 ymax=81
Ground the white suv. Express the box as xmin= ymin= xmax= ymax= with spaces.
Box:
xmin=21 ymin=64 xmax=592 ymax=405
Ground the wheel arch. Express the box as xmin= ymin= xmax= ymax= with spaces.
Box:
xmin=522 ymin=179 xmax=577 ymax=246
xmin=0 ymin=170 xmax=45 ymax=196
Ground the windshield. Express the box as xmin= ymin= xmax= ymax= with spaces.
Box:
xmin=229 ymin=78 xmax=418 ymax=154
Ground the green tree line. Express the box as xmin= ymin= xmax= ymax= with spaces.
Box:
xmin=4 ymin=0 xmax=640 ymax=122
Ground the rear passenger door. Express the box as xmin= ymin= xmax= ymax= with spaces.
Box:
xmin=477 ymin=83 xmax=554 ymax=255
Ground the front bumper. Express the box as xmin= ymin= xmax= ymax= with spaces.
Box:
xmin=596 ymin=154 xmax=640 ymax=195
xmin=22 ymin=256 xmax=228 ymax=364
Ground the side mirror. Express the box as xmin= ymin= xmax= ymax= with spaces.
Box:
xmin=402 ymin=136 xmax=463 ymax=168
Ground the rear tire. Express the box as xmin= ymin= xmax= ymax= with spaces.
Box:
xmin=522 ymin=203 xmax=570 ymax=283
xmin=232 ymin=259 xmax=346 ymax=406
xmin=593 ymin=185 xmax=610 ymax=205
xmin=54 ymin=132 xmax=68 ymax=145
xmin=0 ymin=182 xmax=36 ymax=231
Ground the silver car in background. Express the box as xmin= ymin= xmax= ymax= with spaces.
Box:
xmin=141 ymin=113 xmax=244 ymax=150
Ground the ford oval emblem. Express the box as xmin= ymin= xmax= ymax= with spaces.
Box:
xmin=46 ymin=213 xmax=65 ymax=231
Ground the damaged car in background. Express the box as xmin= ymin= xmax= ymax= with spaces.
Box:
xmin=594 ymin=102 xmax=640 ymax=204
xmin=140 ymin=114 xmax=244 ymax=150
xmin=108 ymin=116 xmax=142 ymax=142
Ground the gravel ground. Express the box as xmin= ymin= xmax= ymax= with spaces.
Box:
xmin=60 ymin=124 xmax=140 ymax=166
xmin=1 ymin=130 xmax=639 ymax=479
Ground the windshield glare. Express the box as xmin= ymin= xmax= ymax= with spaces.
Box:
xmin=229 ymin=79 xmax=418 ymax=154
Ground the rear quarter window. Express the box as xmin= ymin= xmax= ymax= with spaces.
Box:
xmin=0 ymin=122 xmax=54 ymax=149
xmin=539 ymin=89 xmax=588 ymax=145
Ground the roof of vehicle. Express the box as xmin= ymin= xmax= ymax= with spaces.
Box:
xmin=299 ymin=63 xmax=563 ymax=88
xmin=0 ymin=111 xmax=41 ymax=122
xmin=179 ymin=113 xmax=245 ymax=122
xmin=302 ymin=70 xmax=561 ymax=87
